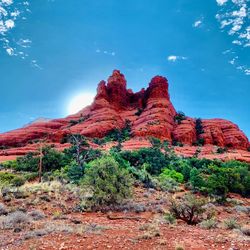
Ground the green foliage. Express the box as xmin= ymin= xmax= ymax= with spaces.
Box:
xmin=119 ymin=148 xmax=169 ymax=175
xmin=105 ymin=120 xmax=131 ymax=143
xmin=54 ymin=161 xmax=85 ymax=184
xmin=172 ymin=140 xmax=184 ymax=147
xmin=92 ymin=138 xmax=106 ymax=146
xmin=149 ymin=137 xmax=162 ymax=149
xmin=164 ymin=213 xmax=176 ymax=224
xmin=0 ymin=172 xmax=25 ymax=187
xmin=81 ymin=155 xmax=133 ymax=209
xmin=1 ymin=160 xmax=18 ymax=170
xmin=195 ymin=118 xmax=204 ymax=135
xmin=14 ymin=147 xmax=69 ymax=173
xmin=216 ymin=147 xmax=228 ymax=154
xmin=41 ymin=146 xmax=67 ymax=172
xmin=159 ymin=168 xmax=184 ymax=183
xmin=190 ymin=168 xmax=205 ymax=190
xmin=193 ymin=138 xmax=205 ymax=146
xmin=66 ymin=161 xmax=84 ymax=183
xmin=193 ymin=118 xmax=205 ymax=146
xmin=135 ymin=108 xmax=143 ymax=116
xmin=170 ymin=194 xmax=207 ymax=225
xmin=16 ymin=153 xmax=39 ymax=172
xmin=174 ymin=111 xmax=186 ymax=125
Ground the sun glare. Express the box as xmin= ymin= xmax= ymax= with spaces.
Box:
xmin=67 ymin=92 xmax=95 ymax=115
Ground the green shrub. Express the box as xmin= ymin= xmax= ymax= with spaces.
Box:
xmin=195 ymin=118 xmax=204 ymax=135
xmin=2 ymin=160 xmax=17 ymax=170
xmin=223 ymin=217 xmax=240 ymax=230
xmin=189 ymin=168 xmax=205 ymax=190
xmin=119 ymin=148 xmax=169 ymax=175
xmin=199 ymin=218 xmax=217 ymax=229
xmin=0 ymin=172 xmax=25 ymax=187
xmin=149 ymin=137 xmax=162 ymax=149
xmin=159 ymin=168 xmax=184 ymax=183
xmin=174 ymin=111 xmax=186 ymax=125
xmin=172 ymin=140 xmax=184 ymax=147
xmin=104 ymin=120 xmax=131 ymax=143
xmin=11 ymin=176 xmax=25 ymax=187
xmin=216 ymin=147 xmax=228 ymax=154
xmin=164 ymin=213 xmax=176 ymax=224
xmin=16 ymin=153 xmax=39 ymax=172
xmin=81 ymin=155 xmax=133 ymax=209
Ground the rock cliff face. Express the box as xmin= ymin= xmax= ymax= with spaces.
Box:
xmin=0 ymin=70 xmax=249 ymax=159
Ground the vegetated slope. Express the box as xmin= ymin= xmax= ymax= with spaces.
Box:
xmin=0 ymin=70 xmax=249 ymax=162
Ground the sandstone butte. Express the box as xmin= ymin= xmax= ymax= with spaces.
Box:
xmin=0 ymin=70 xmax=250 ymax=163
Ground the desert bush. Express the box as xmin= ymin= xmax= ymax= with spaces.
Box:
xmin=164 ymin=213 xmax=176 ymax=224
xmin=199 ymin=218 xmax=217 ymax=229
xmin=127 ymin=164 xmax=156 ymax=188
xmin=28 ymin=210 xmax=45 ymax=221
xmin=24 ymin=229 xmax=48 ymax=240
xmin=170 ymin=194 xmax=207 ymax=225
xmin=223 ymin=217 xmax=240 ymax=230
xmin=0 ymin=211 xmax=31 ymax=229
xmin=0 ymin=203 xmax=8 ymax=216
xmin=234 ymin=205 xmax=250 ymax=214
xmin=241 ymin=227 xmax=250 ymax=236
xmin=157 ymin=176 xmax=179 ymax=193
xmin=138 ymin=221 xmax=161 ymax=239
xmin=81 ymin=155 xmax=133 ymax=210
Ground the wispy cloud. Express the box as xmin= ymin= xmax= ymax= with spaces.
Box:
xmin=95 ymin=49 xmax=116 ymax=56
xmin=215 ymin=0 xmax=250 ymax=76
xmin=215 ymin=0 xmax=249 ymax=47
xmin=216 ymin=0 xmax=228 ymax=6
xmin=167 ymin=55 xmax=187 ymax=62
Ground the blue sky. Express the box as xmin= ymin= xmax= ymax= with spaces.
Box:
xmin=0 ymin=0 xmax=249 ymax=138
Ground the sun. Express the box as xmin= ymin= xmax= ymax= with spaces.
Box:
xmin=67 ymin=92 xmax=95 ymax=115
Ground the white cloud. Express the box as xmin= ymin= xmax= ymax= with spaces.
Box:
xmin=0 ymin=0 xmax=32 ymax=61
xmin=216 ymin=0 xmax=228 ymax=5
xmin=1 ymin=0 xmax=13 ymax=6
xmin=232 ymin=40 xmax=242 ymax=45
xmin=193 ymin=20 xmax=202 ymax=28
xmin=167 ymin=55 xmax=187 ymax=62
xmin=245 ymin=69 xmax=250 ymax=75
xmin=6 ymin=47 xmax=13 ymax=55
xmin=5 ymin=19 xmax=14 ymax=28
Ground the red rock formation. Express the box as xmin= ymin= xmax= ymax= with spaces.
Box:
xmin=0 ymin=69 xmax=249 ymax=161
